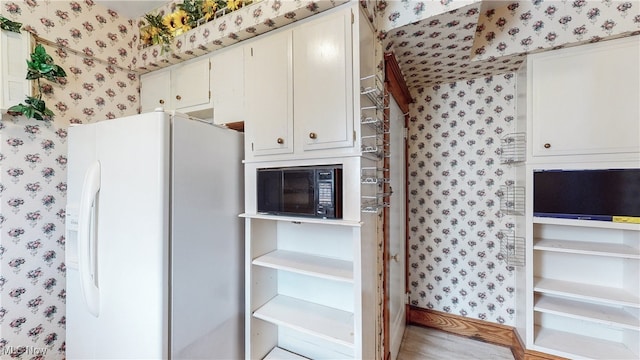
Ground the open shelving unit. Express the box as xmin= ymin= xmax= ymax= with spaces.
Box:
xmin=245 ymin=214 xmax=366 ymax=359
xmin=528 ymin=217 xmax=640 ymax=359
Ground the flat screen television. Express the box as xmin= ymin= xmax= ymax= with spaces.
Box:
xmin=533 ymin=168 xmax=640 ymax=221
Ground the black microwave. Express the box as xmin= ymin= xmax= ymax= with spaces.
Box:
xmin=257 ymin=165 xmax=343 ymax=219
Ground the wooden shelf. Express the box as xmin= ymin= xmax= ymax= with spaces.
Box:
xmin=534 ymin=294 xmax=640 ymax=330
xmin=534 ymin=326 xmax=639 ymax=360
xmin=253 ymin=295 xmax=355 ymax=348
xmin=533 ymin=217 xmax=640 ymax=231
xmin=253 ymin=250 xmax=353 ymax=283
xmin=534 ymin=239 xmax=640 ymax=259
xmin=240 ymin=213 xmax=362 ymax=227
xmin=263 ymin=347 xmax=309 ymax=360
xmin=534 ymin=277 xmax=640 ymax=308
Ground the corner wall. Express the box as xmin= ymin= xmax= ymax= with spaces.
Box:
xmin=407 ymin=73 xmax=518 ymax=325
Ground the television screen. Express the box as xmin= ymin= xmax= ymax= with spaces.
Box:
xmin=533 ymin=169 xmax=640 ymax=220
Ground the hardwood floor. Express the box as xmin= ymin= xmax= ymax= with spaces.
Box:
xmin=398 ymin=325 xmax=515 ymax=360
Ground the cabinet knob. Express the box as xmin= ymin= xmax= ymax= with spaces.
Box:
xmin=391 ymin=254 xmax=399 ymax=263
xmin=309 ymin=132 xmax=317 ymax=139
xmin=175 ymin=95 xmax=182 ymax=101
xmin=159 ymin=99 xmax=165 ymax=105
xmin=277 ymin=137 xmax=284 ymax=144
xmin=544 ymin=143 xmax=551 ymax=149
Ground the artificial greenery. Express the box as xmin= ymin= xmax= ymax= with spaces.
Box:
xmin=141 ymin=0 xmax=253 ymax=49
xmin=0 ymin=15 xmax=22 ymax=33
xmin=177 ymin=0 xmax=206 ymax=28
xmin=143 ymin=13 xmax=173 ymax=53
xmin=7 ymin=44 xmax=67 ymax=121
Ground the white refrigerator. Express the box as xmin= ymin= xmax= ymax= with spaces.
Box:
xmin=65 ymin=110 xmax=244 ymax=359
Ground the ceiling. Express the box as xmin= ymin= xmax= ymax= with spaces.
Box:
xmin=383 ymin=2 xmax=524 ymax=91
xmin=94 ymin=0 xmax=167 ymax=19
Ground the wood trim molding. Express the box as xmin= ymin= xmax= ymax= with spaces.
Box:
xmin=384 ymin=51 xmax=412 ymax=114
xmin=407 ymin=307 xmax=567 ymax=360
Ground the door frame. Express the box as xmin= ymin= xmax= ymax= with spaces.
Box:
xmin=383 ymin=51 xmax=413 ymax=360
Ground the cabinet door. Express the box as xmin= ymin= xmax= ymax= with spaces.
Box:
xmin=530 ymin=36 xmax=639 ymax=158
xmin=171 ymin=57 xmax=210 ymax=111
xmin=1 ymin=30 xmax=30 ymax=111
xmin=245 ymin=30 xmax=293 ymax=156
xmin=294 ymin=8 xmax=354 ymax=151
xmin=140 ymin=70 xmax=171 ymax=113
xmin=211 ymin=45 xmax=244 ymax=125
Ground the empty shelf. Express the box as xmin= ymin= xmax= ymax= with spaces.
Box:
xmin=253 ymin=250 xmax=353 ymax=283
xmin=253 ymin=295 xmax=354 ymax=348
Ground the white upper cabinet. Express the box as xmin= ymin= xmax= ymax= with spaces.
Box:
xmin=528 ymin=36 xmax=639 ymax=162
xmin=171 ymin=57 xmax=210 ymax=110
xmin=211 ymin=45 xmax=245 ymax=125
xmin=1 ymin=30 xmax=31 ymax=112
xmin=244 ymin=29 xmax=294 ymax=157
xmin=140 ymin=56 xmax=211 ymax=117
xmin=293 ymin=8 xmax=354 ymax=152
xmin=244 ymin=6 xmax=357 ymax=161
xmin=140 ymin=70 xmax=171 ymax=112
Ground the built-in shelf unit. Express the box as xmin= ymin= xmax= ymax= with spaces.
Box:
xmin=527 ymin=217 xmax=640 ymax=359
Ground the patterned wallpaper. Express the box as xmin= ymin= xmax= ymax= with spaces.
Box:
xmin=0 ymin=1 xmax=139 ymax=357
xmin=382 ymin=3 xmax=527 ymax=89
xmin=471 ymin=0 xmax=640 ymax=60
xmin=377 ymin=0 xmax=480 ymax=31
xmin=407 ymin=74 xmax=518 ymax=325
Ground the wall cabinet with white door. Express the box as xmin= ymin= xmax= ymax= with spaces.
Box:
xmin=0 ymin=29 xmax=31 ymax=112
xmin=140 ymin=56 xmax=211 ymax=117
xmin=244 ymin=28 xmax=293 ymax=156
xmin=244 ymin=6 xmax=357 ymax=161
xmin=527 ymin=36 xmax=639 ymax=163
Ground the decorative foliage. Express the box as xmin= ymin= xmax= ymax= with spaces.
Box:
xmin=140 ymin=0 xmax=255 ymax=49
xmin=0 ymin=15 xmax=22 ymax=33
xmin=7 ymin=44 xmax=67 ymax=121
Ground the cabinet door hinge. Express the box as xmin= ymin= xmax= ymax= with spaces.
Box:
xmin=405 ymin=293 xmax=410 ymax=305
xmin=403 ymin=127 xmax=408 ymax=140
xmin=353 ymin=130 xmax=356 ymax=142
xmin=251 ymin=142 xmax=254 ymax=151
xmin=209 ymin=61 xmax=211 ymax=70
xmin=351 ymin=10 xmax=354 ymax=24
xmin=209 ymin=90 xmax=211 ymax=99
xmin=251 ymin=47 xmax=254 ymax=57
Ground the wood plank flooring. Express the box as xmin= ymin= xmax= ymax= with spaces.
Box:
xmin=398 ymin=325 xmax=515 ymax=360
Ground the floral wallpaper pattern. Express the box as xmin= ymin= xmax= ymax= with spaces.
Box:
xmin=407 ymin=74 xmax=518 ymax=325
xmin=377 ymin=0 xmax=480 ymax=31
xmin=471 ymin=0 xmax=640 ymax=60
xmin=382 ymin=3 xmax=526 ymax=89
xmin=1 ymin=1 xmax=139 ymax=357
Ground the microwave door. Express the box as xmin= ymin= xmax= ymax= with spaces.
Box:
xmin=282 ymin=170 xmax=315 ymax=216
xmin=257 ymin=170 xmax=283 ymax=213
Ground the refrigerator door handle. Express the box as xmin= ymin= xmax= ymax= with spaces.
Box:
xmin=78 ymin=161 xmax=101 ymax=317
